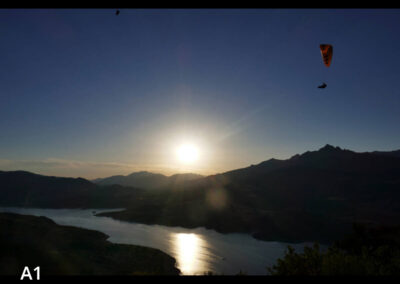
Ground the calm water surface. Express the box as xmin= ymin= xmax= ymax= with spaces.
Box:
xmin=0 ymin=207 xmax=312 ymax=275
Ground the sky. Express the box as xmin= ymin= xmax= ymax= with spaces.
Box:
xmin=1 ymin=9 xmax=400 ymax=178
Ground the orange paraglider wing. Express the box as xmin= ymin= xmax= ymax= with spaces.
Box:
xmin=320 ymin=44 xmax=333 ymax=67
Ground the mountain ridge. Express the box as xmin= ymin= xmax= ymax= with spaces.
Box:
xmin=99 ymin=144 xmax=400 ymax=243
xmin=92 ymin=171 xmax=203 ymax=189
xmin=1 ymin=144 xmax=400 ymax=243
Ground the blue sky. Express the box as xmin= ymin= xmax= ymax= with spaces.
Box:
xmin=1 ymin=9 xmax=400 ymax=178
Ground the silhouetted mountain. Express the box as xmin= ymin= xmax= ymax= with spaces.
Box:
xmin=93 ymin=171 xmax=203 ymax=189
xmin=370 ymin=149 xmax=400 ymax=158
xmin=1 ymin=144 xmax=400 ymax=243
xmin=100 ymin=145 xmax=400 ymax=243
xmin=0 ymin=170 xmax=145 ymax=208
xmin=93 ymin=171 xmax=167 ymax=189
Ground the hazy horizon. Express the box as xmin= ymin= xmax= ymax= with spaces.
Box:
xmin=1 ymin=143 xmax=399 ymax=179
xmin=1 ymin=9 xmax=400 ymax=179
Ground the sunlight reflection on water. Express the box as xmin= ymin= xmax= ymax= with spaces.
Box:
xmin=172 ymin=233 xmax=209 ymax=275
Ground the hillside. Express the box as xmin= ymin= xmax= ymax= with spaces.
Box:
xmin=0 ymin=213 xmax=179 ymax=275
xmin=0 ymin=171 xmax=146 ymax=208
xmin=1 ymin=145 xmax=400 ymax=243
xmin=99 ymin=145 xmax=400 ymax=243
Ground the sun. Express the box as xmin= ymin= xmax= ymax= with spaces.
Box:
xmin=176 ymin=144 xmax=199 ymax=164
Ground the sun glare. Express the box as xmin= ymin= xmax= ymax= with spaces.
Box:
xmin=176 ymin=144 xmax=199 ymax=164
xmin=173 ymin=233 xmax=209 ymax=274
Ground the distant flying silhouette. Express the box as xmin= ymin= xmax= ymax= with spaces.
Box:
xmin=116 ymin=10 xmax=120 ymax=16
xmin=318 ymin=82 xmax=327 ymax=89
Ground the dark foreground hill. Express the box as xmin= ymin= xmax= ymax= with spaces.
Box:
xmin=99 ymin=145 xmax=400 ymax=244
xmin=0 ymin=213 xmax=180 ymax=275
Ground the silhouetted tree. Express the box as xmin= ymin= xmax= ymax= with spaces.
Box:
xmin=267 ymin=224 xmax=400 ymax=275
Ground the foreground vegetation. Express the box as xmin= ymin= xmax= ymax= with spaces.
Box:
xmin=0 ymin=213 xmax=180 ymax=275
xmin=268 ymin=224 xmax=400 ymax=275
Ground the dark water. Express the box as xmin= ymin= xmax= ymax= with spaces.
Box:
xmin=0 ymin=207 xmax=312 ymax=275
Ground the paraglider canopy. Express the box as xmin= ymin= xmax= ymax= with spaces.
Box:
xmin=320 ymin=44 xmax=333 ymax=67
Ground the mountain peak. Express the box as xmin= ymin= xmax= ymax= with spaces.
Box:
xmin=319 ymin=144 xmax=342 ymax=152
xmin=292 ymin=145 xmax=352 ymax=161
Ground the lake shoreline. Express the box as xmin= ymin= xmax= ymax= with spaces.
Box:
xmin=0 ymin=206 xmax=312 ymax=275
xmin=0 ymin=204 xmax=333 ymax=245
xmin=97 ymin=209 xmax=334 ymax=246
xmin=0 ymin=212 xmax=180 ymax=276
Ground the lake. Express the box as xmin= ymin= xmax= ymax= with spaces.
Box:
xmin=0 ymin=207 xmax=312 ymax=275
